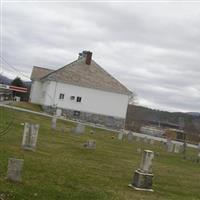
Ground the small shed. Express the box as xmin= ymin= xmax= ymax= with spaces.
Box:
xmin=14 ymin=96 xmax=21 ymax=102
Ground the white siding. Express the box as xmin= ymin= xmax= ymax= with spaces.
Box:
xmin=30 ymin=81 xmax=43 ymax=104
xmin=43 ymin=81 xmax=129 ymax=118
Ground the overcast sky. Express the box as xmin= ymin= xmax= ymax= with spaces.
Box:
xmin=1 ymin=1 xmax=200 ymax=112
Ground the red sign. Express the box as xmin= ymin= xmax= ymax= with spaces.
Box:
xmin=9 ymin=85 xmax=28 ymax=93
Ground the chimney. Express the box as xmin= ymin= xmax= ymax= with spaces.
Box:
xmin=78 ymin=51 xmax=92 ymax=65
xmin=85 ymin=51 xmax=92 ymax=65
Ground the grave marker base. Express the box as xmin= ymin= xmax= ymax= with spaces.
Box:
xmin=128 ymin=183 xmax=154 ymax=192
xmin=129 ymin=169 xmax=154 ymax=192
xmin=21 ymin=146 xmax=36 ymax=151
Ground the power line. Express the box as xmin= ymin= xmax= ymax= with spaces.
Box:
xmin=0 ymin=56 xmax=31 ymax=80
xmin=0 ymin=56 xmax=30 ymax=79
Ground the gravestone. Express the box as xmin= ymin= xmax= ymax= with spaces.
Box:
xmin=137 ymin=148 xmax=141 ymax=154
xmin=129 ymin=150 xmax=154 ymax=191
xmin=60 ymin=127 xmax=65 ymax=133
xmin=160 ymin=140 xmax=165 ymax=145
xmin=150 ymin=139 xmax=154 ymax=145
xmin=74 ymin=123 xmax=85 ymax=134
xmin=140 ymin=150 xmax=154 ymax=173
xmin=155 ymin=152 xmax=160 ymax=157
xmin=192 ymin=157 xmax=200 ymax=164
xmin=56 ymin=108 xmax=62 ymax=117
xmin=166 ymin=140 xmax=174 ymax=152
xmin=174 ymin=143 xmax=181 ymax=153
xmin=83 ymin=140 xmax=96 ymax=149
xmin=90 ymin=130 xmax=95 ymax=134
xmin=136 ymin=137 xmax=140 ymax=142
xmin=118 ymin=132 xmax=124 ymax=140
xmin=7 ymin=158 xmax=24 ymax=182
xmin=22 ymin=123 xmax=39 ymax=151
xmin=182 ymin=142 xmax=187 ymax=157
xmin=51 ymin=117 xmax=57 ymax=130
xmin=143 ymin=137 xmax=148 ymax=143
xmin=127 ymin=131 xmax=133 ymax=141
xmin=198 ymin=143 xmax=200 ymax=157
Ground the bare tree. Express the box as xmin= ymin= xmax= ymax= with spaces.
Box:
xmin=128 ymin=91 xmax=137 ymax=105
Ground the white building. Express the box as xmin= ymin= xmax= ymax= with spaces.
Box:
xmin=140 ymin=126 xmax=165 ymax=137
xmin=30 ymin=51 xmax=132 ymax=129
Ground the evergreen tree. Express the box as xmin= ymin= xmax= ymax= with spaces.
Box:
xmin=11 ymin=77 xmax=25 ymax=87
xmin=11 ymin=77 xmax=25 ymax=100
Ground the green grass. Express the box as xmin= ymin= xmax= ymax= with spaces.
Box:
xmin=10 ymin=102 xmax=42 ymax=112
xmin=0 ymin=107 xmax=200 ymax=200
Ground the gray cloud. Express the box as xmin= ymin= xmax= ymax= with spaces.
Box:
xmin=2 ymin=2 xmax=200 ymax=112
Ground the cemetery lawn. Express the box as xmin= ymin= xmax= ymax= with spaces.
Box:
xmin=0 ymin=107 xmax=200 ymax=200
xmin=10 ymin=102 xmax=42 ymax=112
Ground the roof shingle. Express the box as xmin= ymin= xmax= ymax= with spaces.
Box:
xmin=31 ymin=66 xmax=54 ymax=80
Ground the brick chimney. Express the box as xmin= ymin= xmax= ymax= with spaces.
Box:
xmin=78 ymin=51 xmax=92 ymax=65
xmin=85 ymin=51 xmax=92 ymax=65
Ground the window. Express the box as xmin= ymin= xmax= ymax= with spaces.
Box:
xmin=59 ymin=93 xmax=64 ymax=100
xmin=70 ymin=96 xmax=75 ymax=100
xmin=73 ymin=111 xmax=80 ymax=117
xmin=76 ymin=96 xmax=82 ymax=103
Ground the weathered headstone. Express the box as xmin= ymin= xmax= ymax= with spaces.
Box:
xmin=137 ymin=148 xmax=141 ymax=154
xmin=129 ymin=150 xmax=154 ymax=191
xmin=90 ymin=130 xmax=95 ymax=134
xmin=74 ymin=123 xmax=85 ymax=134
xmin=174 ymin=143 xmax=181 ymax=153
xmin=198 ymin=143 xmax=200 ymax=157
xmin=118 ymin=132 xmax=124 ymax=140
xmin=60 ymin=127 xmax=65 ymax=133
xmin=160 ymin=140 xmax=165 ymax=145
xmin=127 ymin=131 xmax=133 ymax=141
xmin=51 ymin=117 xmax=57 ymax=130
xmin=192 ymin=157 xmax=200 ymax=164
xmin=150 ymin=139 xmax=154 ymax=145
xmin=7 ymin=158 xmax=24 ymax=182
xmin=166 ymin=140 xmax=174 ymax=152
xmin=22 ymin=123 xmax=39 ymax=151
xmin=136 ymin=137 xmax=140 ymax=142
xmin=155 ymin=152 xmax=160 ymax=157
xmin=83 ymin=140 xmax=96 ymax=149
xmin=56 ymin=108 xmax=62 ymax=117
xmin=143 ymin=137 xmax=148 ymax=143
xmin=140 ymin=150 xmax=154 ymax=173
xmin=182 ymin=141 xmax=187 ymax=157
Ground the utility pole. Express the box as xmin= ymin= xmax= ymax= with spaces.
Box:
xmin=179 ymin=117 xmax=186 ymax=159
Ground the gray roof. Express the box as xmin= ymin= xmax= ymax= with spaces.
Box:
xmin=31 ymin=66 xmax=54 ymax=80
xmin=32 ymin=58 xmax=132 ymax=95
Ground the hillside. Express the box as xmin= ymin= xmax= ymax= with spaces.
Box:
xmin=126 ymin=105 xmax=200 ymax=142
xmin=187 ymin=112 xmax=200 ymax=117
xmin=0 ymin=74 xmax=12 ymax=84
xmin=0 ymin=107 xmax=200 ymax=200
xmin=0 ymin=74 xmax=31 ymax=86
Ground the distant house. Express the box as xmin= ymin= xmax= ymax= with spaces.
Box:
xmin=140 ymin=126 xmax=165 ymax=137
xmin=30 ymin=51 xmax=132 ymax=129
xmin=0 ymin=86 xmax=12 ymax=101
